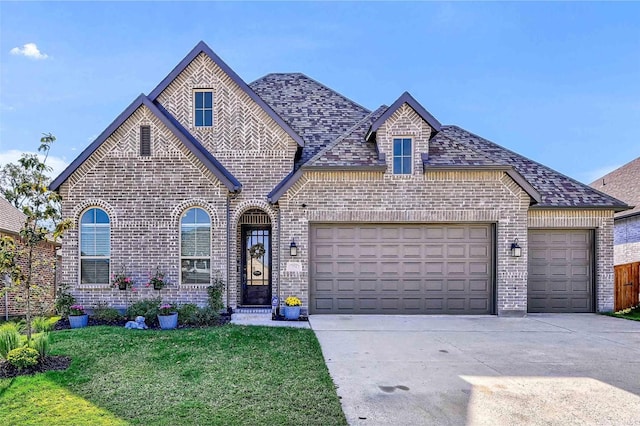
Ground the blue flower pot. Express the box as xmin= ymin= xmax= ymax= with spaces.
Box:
xmin=158 ymin=313 xmax=178 ymax=329
xmin=283 ymin=306 xmax=301 ymax=320
xmin=69 ymin=314 xmax=89 ymax=329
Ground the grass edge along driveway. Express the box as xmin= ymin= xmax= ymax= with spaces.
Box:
xmin=0 ymin=324 xmax=346 ymax=426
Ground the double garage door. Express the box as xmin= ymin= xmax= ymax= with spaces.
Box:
xmin=309 ymin=224 xmax=595 ymax=315
xmin=309 ymin=224 xmax=494 ymax=314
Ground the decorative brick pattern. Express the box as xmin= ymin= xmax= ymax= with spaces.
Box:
xmin=59 ymin=104 xmax=229 ymax=309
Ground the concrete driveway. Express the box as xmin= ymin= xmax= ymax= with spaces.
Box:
xmin=309 ymin=314 xmax=640 ymax=425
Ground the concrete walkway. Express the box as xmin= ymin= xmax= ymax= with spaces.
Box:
xmin=309 ymin=314 xmax=640 ymax=425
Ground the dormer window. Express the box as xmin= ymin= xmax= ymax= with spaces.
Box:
xmin=194 ymin=90 xmax=213 ymax=127
xmin=393 ymin=138 xmax=412 ymax=174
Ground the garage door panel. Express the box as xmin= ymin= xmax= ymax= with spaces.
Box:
xmin=527 ymin=229 xmax=593 ymax=313
xmin=310 ymin=223 xmax=493 ymax=314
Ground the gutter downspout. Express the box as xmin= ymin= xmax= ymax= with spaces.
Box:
xmin=277 ymin=207 xmax=281 ymax=308
xmin=226 ymin=192 xmax=231 ymax=310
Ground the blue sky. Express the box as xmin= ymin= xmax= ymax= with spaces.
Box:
xmin=1 ymin=1 xmax=638 ymax=184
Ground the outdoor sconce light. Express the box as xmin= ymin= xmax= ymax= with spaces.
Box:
xmin=290 ymin=239 xmax=298 ymax=257
xmin=510 ymin=238 xmax=522 ymax=257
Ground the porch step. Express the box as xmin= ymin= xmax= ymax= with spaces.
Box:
xmin=231 ymin=310 xmax=310 ymax=329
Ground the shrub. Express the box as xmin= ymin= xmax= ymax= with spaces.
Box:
xmin=0 ymin=322 xmax=23 ymax=359
xmin=207 ymin=276 xmax=224 ymax=312
xmin=92 ymin=303 xmax=123 ymax=322
xmin=126 ymin=298 xmax=161 ymax=325
xmin=177 ymin=304 xmax=200 ymax=325
xmin=7 ymin=346 xmax=39 ymax=369
xmin=55 ymin=284 xmax=76 ymax=318
xmin=194 ymin=306 xmax=220 ymax=326
xmin=29 ymin=332 xmax=50 ymax=358
xmin=32 ymin=316 xmax=60 ymax=333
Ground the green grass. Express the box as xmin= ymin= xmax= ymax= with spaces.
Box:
xmin=607 ymin=305 xmax=640 ymax=321
xmin=0 ymin=325 xmax=346 ymax=426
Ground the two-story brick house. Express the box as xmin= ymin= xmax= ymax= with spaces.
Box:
xmin=51 ymin=41 xmax=628 ymax=316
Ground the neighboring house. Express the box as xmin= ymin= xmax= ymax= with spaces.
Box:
xmin=50 ymin=41 xmax=629 ymax=316
xmin=0 ymin=196 xmax=59 ymax=318
xmin=590 ymin=157 xmax=640 ymax=266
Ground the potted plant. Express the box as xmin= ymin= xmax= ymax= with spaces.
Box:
xmin=69 ymin=304 xmax=89 ymax=328
xmin=283 ymin=296 xmax=302 ymax=320
xmin=112 ymin=270 xmax=133 ymax=291
xmin=157 ymin=303 xmax=178 ymax=329
xmin=146 ymin=268 xmax=168 ymax=290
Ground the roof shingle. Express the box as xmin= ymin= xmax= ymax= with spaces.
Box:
xmin=249 ymin=73 xmax=370 ymax=167
xmin=0 ymin=197 xmax=26 ymax=235
xmin=590 ymin=156 xmax=640 ymax=218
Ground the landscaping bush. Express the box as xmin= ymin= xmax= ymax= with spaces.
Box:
xmin=55 ymin=285 xmax=76 ymax=318
xmin=29 ymin=332 xmax=50 ymax=358
xmin=194 ymin=306 xmax=220 ymax=326
xmin=7 ymin=346 xmax=39 ymax=369
xmin=32 ymin=316 xmax=59 ymax=333
xmin=92 ymin=303 xmax=123 ymax=322
xmin=126 ymin=297 xmax=162 ymax=325
xmin=207 ymin=276 xmax=224 ymax=312
xmin=0 ymin=322 xmax=23 ymax=359
xmin=177 ymin=304 xmax=200 ymax=325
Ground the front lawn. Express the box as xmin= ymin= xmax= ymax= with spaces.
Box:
xmin=0 ymin=325 xmax=346 ymax=425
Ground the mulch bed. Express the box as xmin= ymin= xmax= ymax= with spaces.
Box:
xmin=53 ymin=313 xmax=231 ymax=330
xmin=0 ymin=356 xmax=72 ymax=379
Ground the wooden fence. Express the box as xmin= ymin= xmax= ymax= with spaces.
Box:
xmin=614 ymin=261 xmax=640 ymax=311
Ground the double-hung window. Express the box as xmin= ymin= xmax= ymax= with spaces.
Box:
xmin=393 ymin=138 xmax=412 ymax=174
xmin=194 ymin=90 xmax=213 ymax=127
xmin=181 ymin=208 xmax=211 ymax=284
xmin=80 ymin=208 xmax=110 ymax=284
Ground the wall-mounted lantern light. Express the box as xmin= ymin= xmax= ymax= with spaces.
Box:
xmin=510 ymin=238 xmax=522 ymax=257
xmin=290 ymin=239 xmax=298 ymax=257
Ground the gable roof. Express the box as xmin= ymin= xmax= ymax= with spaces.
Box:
xmin=148 ymin=41 xmax=304 ymax=148
xmin=0 ymin=196 xmax=26 ymax=235
xmin=367 ymin=92 xmax=442 ymax=140
xmin=249 ymin=73 xmax=371 ymax=167
xmin=590 ymin=156 xmax=640 ymax=218
xmin=50 ymin=95 xmax=241 ymax=192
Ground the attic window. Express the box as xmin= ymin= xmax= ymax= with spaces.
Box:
xmin=393 ymin=138 xmax=412 ymax=174
xmin=194 ymin=90 xmax=213 ymax=127
xmin=140 ymin=125 xmax=151 ymax=156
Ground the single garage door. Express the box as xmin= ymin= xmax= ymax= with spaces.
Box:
xmin=528 ymin=229 xmax=594 ymax=313
xmin=309 ymin=224 xmax=494 ymax=314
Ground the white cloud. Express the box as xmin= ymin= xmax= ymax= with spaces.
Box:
xmin=10 ymin=43 xmax=49 ymax=60
xmin=0 ymin=149 xmax=68 ymax=180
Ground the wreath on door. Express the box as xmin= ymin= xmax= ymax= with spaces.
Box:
xmin=249 ymin=243 xmax=266 ymax=259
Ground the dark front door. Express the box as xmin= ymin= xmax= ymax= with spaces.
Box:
xmin=242 ymin=226 xmax=272 ymax=305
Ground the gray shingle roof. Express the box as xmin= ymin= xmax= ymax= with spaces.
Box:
xmin=440 ymin=126 xmax=629 ymax=209
xmin=0 ymin=196 xmax=26 ymax=235
xmin=427 ymin=131 xmax=506 ymax=168
xmin=590 ymin=156 xmax=640 ymax=218
xmin=309 ymin=106 xmax=388 ymax=168
xmin=249 ymin=73 xmax=371 ymax=167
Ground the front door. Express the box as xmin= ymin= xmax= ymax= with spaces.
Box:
xmin=242 ymin=225 xmax=272 ymax=305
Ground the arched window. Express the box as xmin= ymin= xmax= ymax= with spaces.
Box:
xmin=80 ymin=208 xmax=110 ymax=284
xmin=181 ymin=208 xmax=211 ymax=284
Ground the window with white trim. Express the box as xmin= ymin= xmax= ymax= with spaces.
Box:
xmin=80 ymin=208 xmax=110 ymax=284
xmin=393 ymin=138 xmax=412 ymax=174
xmin=181 ymin=208 xmax=211 ymax=284
xmin=194 ymin=90 xmax=213 ymax=127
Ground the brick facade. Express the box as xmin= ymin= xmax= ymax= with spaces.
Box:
xmin=1 ymin=230 xmax=59 ymax=317
xmin=56 ymin=43 xmax=618 ymax=315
